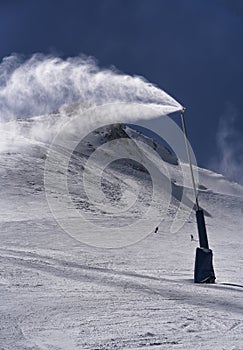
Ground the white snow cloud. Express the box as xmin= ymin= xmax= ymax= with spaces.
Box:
xmin=0 ymin=53 xmax=181 ymax=121
xmin=0 ymin=53 xmax=182 ymax=153
xmin=209 ymin=103 xmax=243 ymax=184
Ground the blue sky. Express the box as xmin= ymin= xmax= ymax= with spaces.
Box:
xmin=1 ymin=0 xmax=243 ymax=182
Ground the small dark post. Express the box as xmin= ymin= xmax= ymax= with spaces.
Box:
xmin=180 ymin=108 xmax=215 ymax=283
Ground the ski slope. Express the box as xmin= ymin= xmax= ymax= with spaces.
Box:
xmin=0 ymin=115 xmax=242 ymax=350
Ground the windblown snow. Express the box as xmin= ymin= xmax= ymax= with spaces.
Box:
xmin=0 ymin=108 xmax=242 ymax=350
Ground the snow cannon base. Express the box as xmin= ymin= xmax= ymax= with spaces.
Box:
xmin=194 ymin=247 xmax=216 ymax=283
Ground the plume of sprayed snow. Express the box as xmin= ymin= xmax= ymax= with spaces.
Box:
xmin=0 ymin=53 xmax=181 ymax=120
xmin=0 ymin=54 xmax=182 ymax=152
xmin=209 ymin=103 xmax=243 ymax=184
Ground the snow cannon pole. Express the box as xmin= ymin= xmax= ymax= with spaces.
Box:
xmin=180 ymin=108 xmax=215 ymax=283
xmin=180 ymin=108 xmax=199 ymax=211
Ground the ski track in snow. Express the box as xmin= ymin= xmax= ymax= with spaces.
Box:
xmin=0 ymin=120 xmax=243 ymax=350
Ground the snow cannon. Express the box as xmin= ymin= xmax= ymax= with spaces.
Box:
xmin=194 ymin=209 xmax=216 ymax=283
xmin=180 ymin=108 xmax=216 ymax=283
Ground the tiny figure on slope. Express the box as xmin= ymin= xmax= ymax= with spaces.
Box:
xmin=190 ymin=234 xmax=194 ymax=241
xmin=154 ymin=226 xmax=159 ymax=234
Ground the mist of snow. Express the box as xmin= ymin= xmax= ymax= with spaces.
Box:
xmin=208 ymin=103 xmax=243 ymax=185
xmin=0 ymin=54 xmax=181 ymax=120
xmin=0 ymin=53 xmax=182 ymax=152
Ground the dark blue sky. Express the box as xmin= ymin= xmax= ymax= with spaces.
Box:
xmin=1 ymin=0 xmax=243 ymax=181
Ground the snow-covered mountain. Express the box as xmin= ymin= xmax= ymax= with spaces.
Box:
xmin=0 ymin=112 xmax=242 ymax=349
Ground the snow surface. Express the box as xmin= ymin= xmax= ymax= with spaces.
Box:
xmin=0 ymin=116 xmax=242 ymax=350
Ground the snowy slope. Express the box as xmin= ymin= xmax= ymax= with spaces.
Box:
xmin=0 ymin=114 xmax=242 ymax=350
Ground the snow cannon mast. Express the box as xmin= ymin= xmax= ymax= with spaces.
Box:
xmin=180 ymin=108 xmax=216 ymax=283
